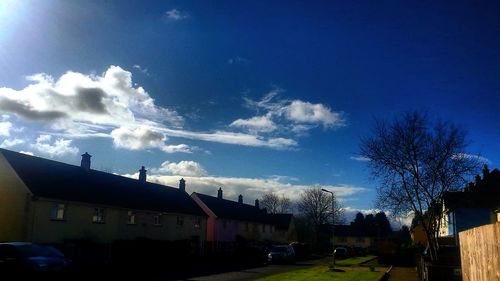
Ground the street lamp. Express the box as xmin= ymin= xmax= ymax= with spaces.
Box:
xmin=321 ymin=188 xmax=335 ymax=268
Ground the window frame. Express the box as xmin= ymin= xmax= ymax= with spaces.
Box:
xmin=127 ymin=211 xmax=136 ymax=225
xmin=92 ymin=207 xmax=106 ymax=224
xmin=153 ymin=214 xmax=162 ymax=226
xmin=50 ymin=203 xmax=66 ymax=221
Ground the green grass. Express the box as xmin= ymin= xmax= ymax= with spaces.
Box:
xmin=335 ymin=255 xmax=377 ymax=266
xmin=254 ymin=265 xmax=384 ymax=281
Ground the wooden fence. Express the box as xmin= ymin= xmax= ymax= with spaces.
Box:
xmin=459 ymin=222 xmax=500 ymax=281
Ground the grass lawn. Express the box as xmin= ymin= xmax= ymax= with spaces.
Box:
xmin=253 ymin=265 xmax=384 ymax=281
xmin=335 ymin=255 xmax=377 ymax=266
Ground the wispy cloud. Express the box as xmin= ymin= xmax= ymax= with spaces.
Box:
xmin=228 ymin=56 xmax=250 ymax=65
xmin=132 ymin=64 xmax=149 ymax=76
xmin=350 ymin=156 xmax=371 ymax=162
xmin=452 ymin=153 xmax=491 ymax=165
xmin=165 ymin=9 xmax=189 ymax=21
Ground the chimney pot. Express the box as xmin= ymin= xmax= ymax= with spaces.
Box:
xmin=255 ymin=199 xmax=260 ymax=208
xmin=81 ymin=152 xmax=91 ymax=171
xmin=179 ymin=178 xmax=186 ymax=192
xmin=483 ymin=165 xmax=490 ymax=179
xmin=217 ymin=187 xmax=223 ymax=199
xmin=139 ymin=166 xmax=147 ymax=182
xmin=238 ymin=194 xmax=243 ymax=204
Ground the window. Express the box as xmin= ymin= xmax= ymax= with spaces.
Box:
xmin=177 ymin=216 xmax=184 ymax=226
xmin=245 ymin=222 xmax=249 ymax=232
xmin=92 ymin=208 xmax=105 ymax=223
xmin=194 ymin=217 xmax=201 ymax=228
xmin=154 ymin=214 xmax=162 ymax=226
xmin=127 ymin=211 xmax=136 ymax=224
xmin=222 ymin=220 xmax=227 ymax=229
xmin=50 ymin=204 xmax=65 ymax=220
xmin=262 ymin=224 xmax=266 ymax=233
xmin=270 ymin=225 xmax=273 ymax=233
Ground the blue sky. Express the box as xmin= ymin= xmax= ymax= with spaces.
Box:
xmin=0 ymin=1 xmax=499 ymax=224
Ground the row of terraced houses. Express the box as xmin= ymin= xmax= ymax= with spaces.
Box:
xmin=0 ymin=149 xmax=296 ymax=255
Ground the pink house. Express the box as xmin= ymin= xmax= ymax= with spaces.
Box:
xmin=191 ymin=188 xmax=275 ymax=242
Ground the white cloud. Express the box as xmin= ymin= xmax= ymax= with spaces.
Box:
xmin=160 ymin=128 xmax=297 ymax=149
xmin=165 ymin=9 xmax=189 ymax=20
xmin=152 ymin=160 xmax=207 ymax=177
xmin=20 ymin=151 xmax=34 ymax=156
xmin=230 ymin=115 xmax=277 ymax=133
xmin=110 ymin=126 xmax=192 ymax=153
xmin=132 ymin=65 xmax=149 ymax=76
xmin=234 ymin=91 xmax=346 ymax=135
xmin=0 ymin=138 xmax=24 ymax=148
xmin=0 ymin=121 xmax=12 ymax=136
xmin=350 ymin=156 xmax=371 ymax=162
xmin=32 ymin=134 xmax=78 ymax=157
xmin=286 ymin=100 xmax=345 ymax=128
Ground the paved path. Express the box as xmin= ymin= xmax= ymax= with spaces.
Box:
xmin=184 ymin=258 xmax=328 ymax=281
xmin=388 ymin=267 xmax=418 ymax=281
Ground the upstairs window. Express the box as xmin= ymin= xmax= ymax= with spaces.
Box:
xmin=50 ymin=204 xmax=66 ymax=220
xmin=154 ymin=214 xmax=162 ymax=226
xmin=245 ymin=222 xmax=249 ymax=232
xmin=92 ymin=208 xmax=105 ymax=223
xmin=194 ymin=217 xmax=201 ymax=228
xmin=127 ymin=211 xmax=136 ymax=225
xmin=177 ymin=216 xmax=184 ymax=226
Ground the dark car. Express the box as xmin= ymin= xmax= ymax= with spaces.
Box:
xmin=268 ymin=245 xmax=295 ymax=264
xmin=0 ymin=242 xmax=72 ymax=273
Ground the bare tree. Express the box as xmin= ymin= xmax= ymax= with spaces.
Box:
xmin=360 ymin=111 xmax=481 ymax=261
xmin=260 ymin=193 xmax=292 ymax=214
xmin=297 ymin=186 xmax=344 ymax=245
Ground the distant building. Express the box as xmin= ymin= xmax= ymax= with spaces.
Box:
xmin=438 ymin=166 xmax=500 ymax=243
xmin=191 ymin=191 xmax=286 ymax=243
xmin=0 ymin=149 xmax=207 ymax=244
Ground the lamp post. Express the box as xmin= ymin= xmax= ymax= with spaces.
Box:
xmin=321 ymin=188 xmax=335 ymax=268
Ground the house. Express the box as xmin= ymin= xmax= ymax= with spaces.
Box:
xmin=438 ymin=166 xmax=500 ymax=243
xmin=268 ymin=213 xmax=297 ymax=243
xmin=191 ymin=190 xmax=275 ymax=243
xmin=0 ymin=148 xmax=207 ymax=245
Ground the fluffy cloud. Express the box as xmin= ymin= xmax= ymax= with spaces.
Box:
xmin=232 ymin=90 xmax=346 ymax=134
xmin=165 ymin=9 xmax=189 ymax=20
xmin=152 ymin=160 xmax=208 ymax=177
xmin=111 ymin=126 xmax=192 ymax=153
xmin=31 ymin=135 xmax=78 ymax=157
xmin=230 ymin=115 xmax=277 ymax=133
xmin=286 ymin=100 xmax=345 ymax=128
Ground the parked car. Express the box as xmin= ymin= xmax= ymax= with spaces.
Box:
xmin=334 ymin=247 xmax=349 ymax=259
xmin=0 ymin=242 xmax=72 ymax=273
xmin=268 ymin=245 xmax=295 ymax=264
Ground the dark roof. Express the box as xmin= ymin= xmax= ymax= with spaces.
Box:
xmin=193 ymin=193 xmax=270 ymax=223
xmin=443 ymin=169 xmax=500 ymax=210
xmin=0 ymin=149 xmax=206 ymax=216
xmin=268 ymin=214 xmax=293 ymax=231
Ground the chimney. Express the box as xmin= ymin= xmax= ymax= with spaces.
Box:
xmin=179 ymin=178 xmax=186 ymax=192
xmin=475 ymin=174 xmax=481 ymax=185
xmin=217 ymin=187 xmax=223 ymax=199
xmin=81 ymin=152 xmax=91 ymax=171
xmin=483 ymin=165 xmax=490 ymax=179
xmin=255 ymin=199 xmax=260 ymax=208
xmin=139 ymin=166 xmax=147 ymax=182
xmin=238 ymin=194 xmax=243 ymax=204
